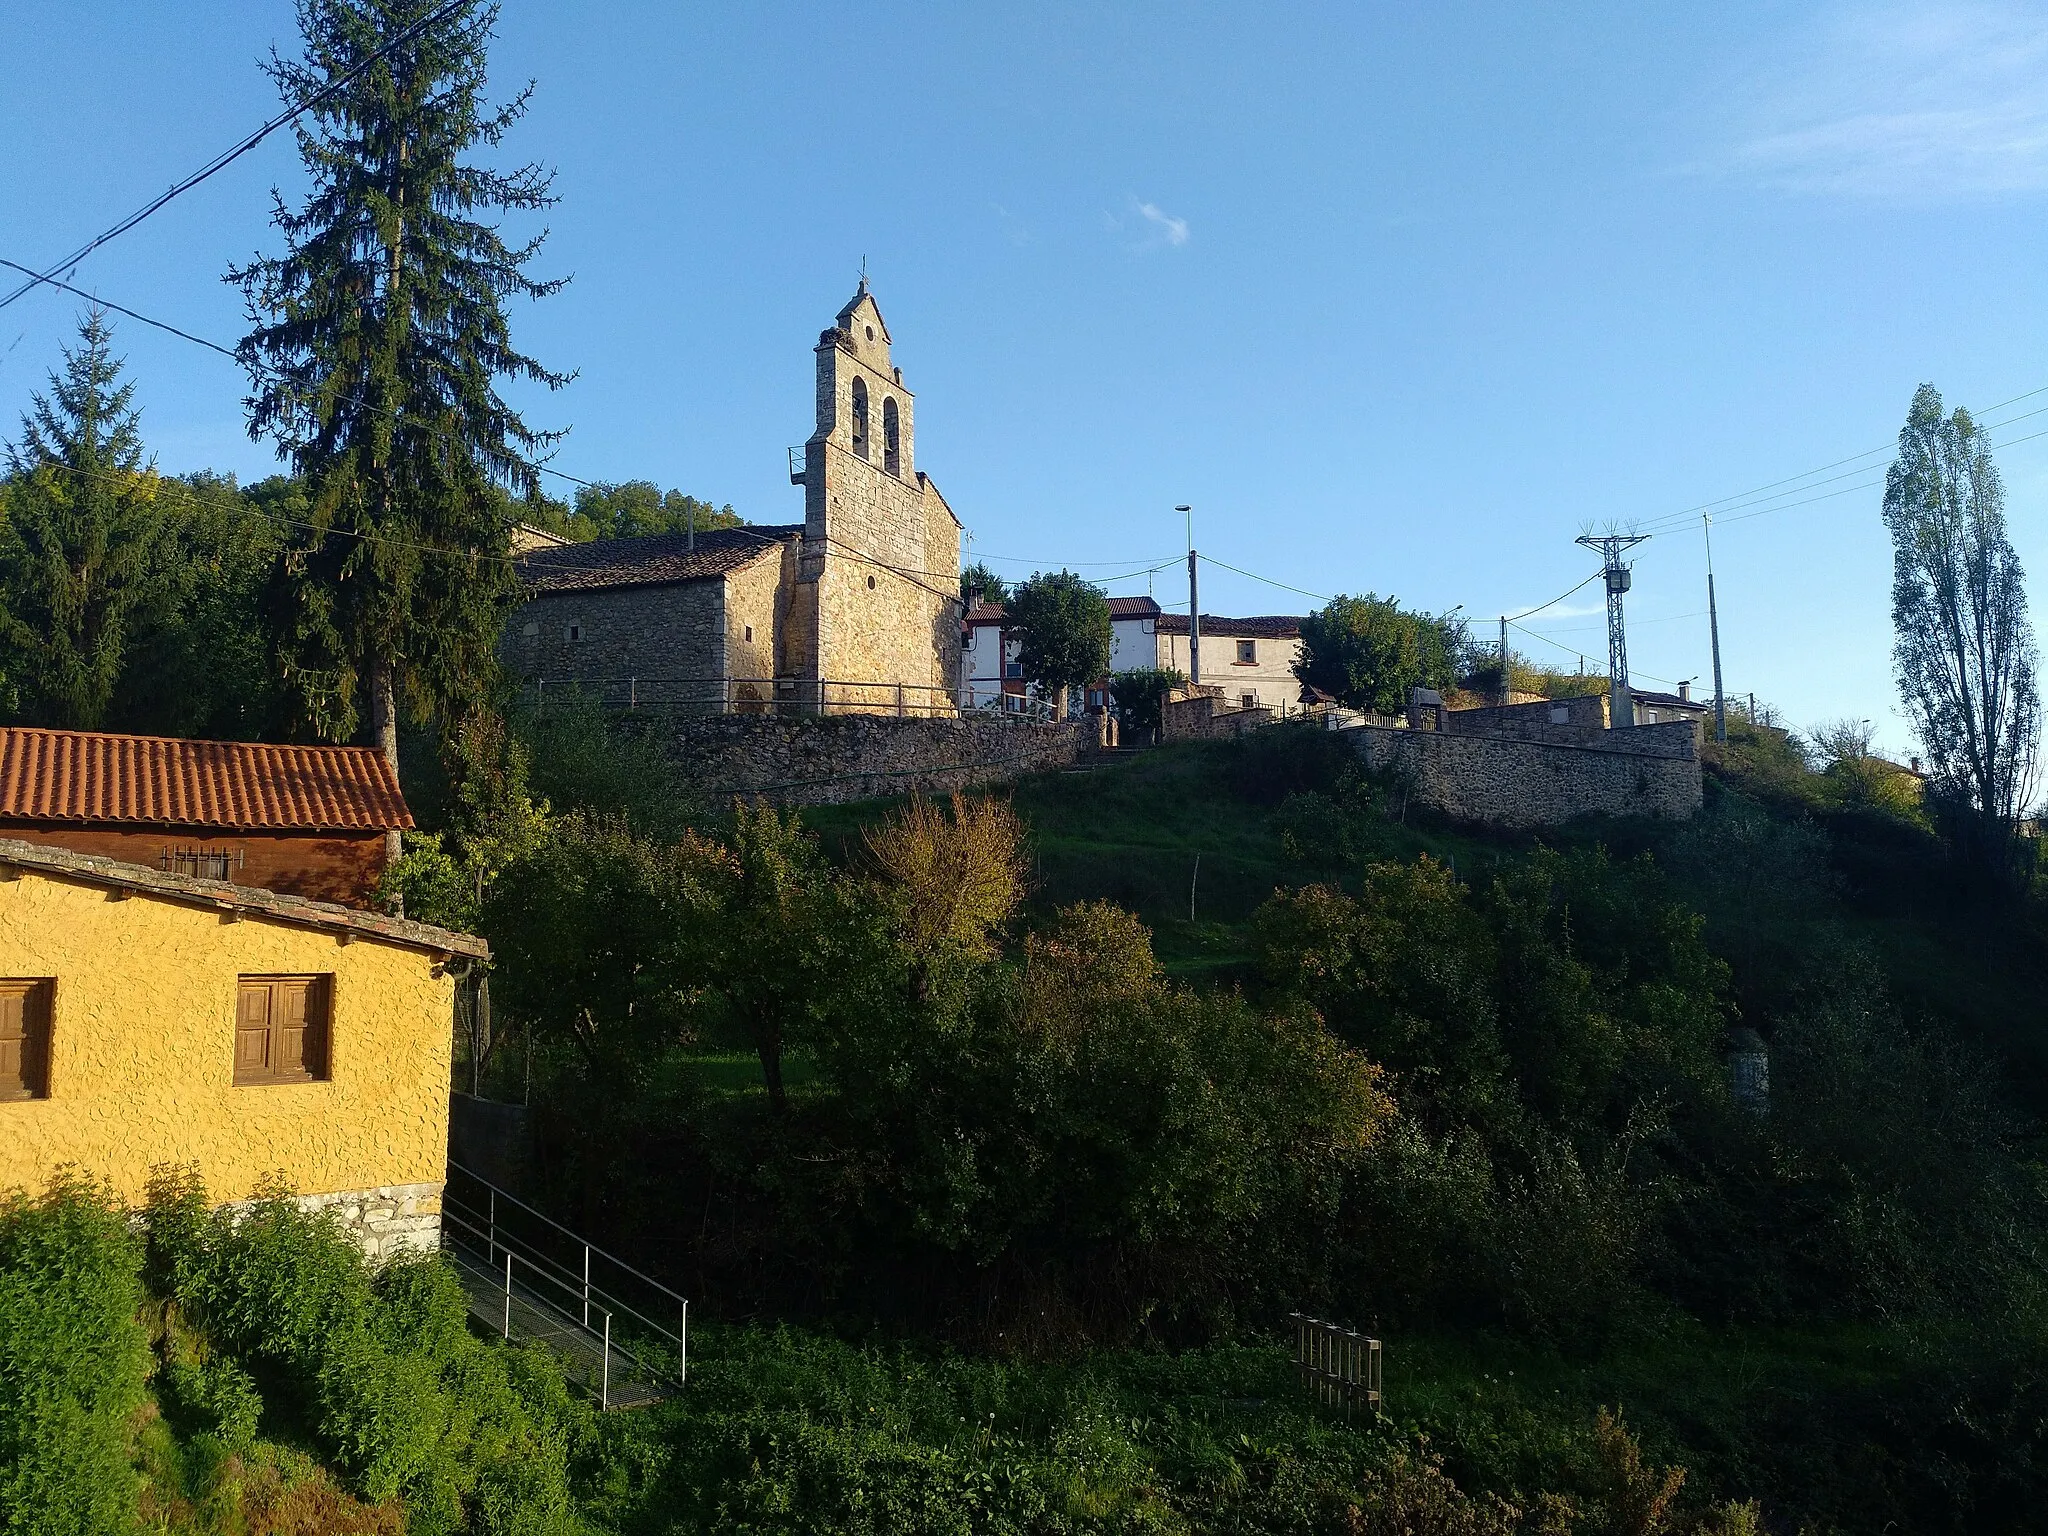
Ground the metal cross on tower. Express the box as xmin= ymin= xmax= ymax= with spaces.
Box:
xmin=1575 ymin=533 xmax=1649 ymax=728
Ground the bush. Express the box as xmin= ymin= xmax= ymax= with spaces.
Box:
xmin=0 ymin=1175 xmax=148 ymax=1536
xmin=144 ymin=1172 xmax=590 ymax=1535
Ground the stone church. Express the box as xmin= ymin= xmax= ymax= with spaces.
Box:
xmin=507 ymin=282 xmax=963 ymax=713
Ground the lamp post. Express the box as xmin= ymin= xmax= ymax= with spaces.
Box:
xmin=1176 ymin=505 xmax=1198 ymax=687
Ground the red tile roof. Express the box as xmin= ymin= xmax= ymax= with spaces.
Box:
xmin=519 ymin=525 xmax=801 ymax=594
xmin=1156 ymin=613 xmax=1303 ymax=639
xmin=964 ymin=596 xmax=1162 ymax=625
xmin=0 ymin=727 xmax=413 ymax=832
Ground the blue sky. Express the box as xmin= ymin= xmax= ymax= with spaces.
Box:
xmin=5 ymin=1 xmax=2047 ymax=750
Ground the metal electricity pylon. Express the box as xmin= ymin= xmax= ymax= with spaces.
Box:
xmin=1575 ymin=532 xmax=1649 ymax=728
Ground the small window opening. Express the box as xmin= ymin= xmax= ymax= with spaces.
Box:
xmin=1236 ymin=639 xmax=1257 ymax=664
xmin=850 ymin=378 xmax=869 ymax=458
xmin=1241 ymin=693 xmax=1258 ymax=710
xmin=566 ymin=624 xmax=584 ymax=642
xmin=744 ymin=624 xmax=755 ymax=643
xmin=865 ymin=324 xmax=875 ymax=341
xmin=882 ymin=397 xmax=901 ymax=475
xmin=0 ymin=980 xmax=53 ymax=1101
xmin=235 ymin=975 xmax=332 ymax=1086
xmin=866 ymin=574 xmax=877 ymax=589
xmin=162 ymin=846 xmax=243 ymax=882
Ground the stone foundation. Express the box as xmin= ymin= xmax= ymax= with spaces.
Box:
xmin=289 ymin=1182 xmax=444 ymax=1263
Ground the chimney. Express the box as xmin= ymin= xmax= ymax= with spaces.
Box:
xmin=1678 ymin=680 xmax=1691 ymax=702
xmin=1911 ymin=755 xmax=1922 ymax=774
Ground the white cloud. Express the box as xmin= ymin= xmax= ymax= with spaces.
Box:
xmin=1136 ymin=201 xmax=1190 ymax=246
xmin=1711 ymin=1 xmax=2048 ymax=198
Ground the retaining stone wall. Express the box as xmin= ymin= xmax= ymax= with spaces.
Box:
xmin=1348 ymin=723 xmax=1701 ymax=827
xmin=665 ymin=713 xmax=1094 ymax=806
xmin=222 ymin=1182 xmax=444 ymax=1264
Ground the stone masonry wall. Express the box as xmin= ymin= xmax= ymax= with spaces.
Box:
xmin=1443 ymin=692 xmax=1612 ymax=746
xmin=1161 ymin=693 xmax=1276 ymax=740
xmin=665 ymin=714 xmax=1093 ymax=806
xmin=507 ymin=580 xmax=725 ymax=686
xmin=1348 ymin=723 xmax=1701 ymax=827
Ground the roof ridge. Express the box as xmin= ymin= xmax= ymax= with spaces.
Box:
xmin=0 ymin=837 xmax=486 ymax=958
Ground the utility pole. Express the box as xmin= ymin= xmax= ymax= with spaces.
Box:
xmin=1176 ymin=504 xmax=1199 ymax=687
xmin=1704 ymin=514 xmax=1726 ymax=744
xmin=1575 ymin=532 xmax=1649 ymax=728
xmin=1497 ymin=616 xmax=1508 ymax=705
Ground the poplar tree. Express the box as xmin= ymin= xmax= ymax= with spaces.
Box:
xmin=230 ymin=0 xmax=567 ymax=786
xmin=0 ymin=310 xmax=164 ymax=729
xmin=1883 ymin=383 xmax=2041 ymax=869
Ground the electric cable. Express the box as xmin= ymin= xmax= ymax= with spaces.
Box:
xmin=0 ymin=0 xmax=471 ymax=311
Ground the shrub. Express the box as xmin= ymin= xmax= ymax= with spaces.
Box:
xmin=144 ymin=1172 xmax=590 ymax=1535
xmin=0 ymin=1174 xmax=148 ymax=1536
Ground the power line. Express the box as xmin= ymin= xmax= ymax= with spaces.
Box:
xmin=1505 ymin=569 xmax=1601 ymax=623
xmin=0 ymin=0 xmax=471 ymax=312
xmin=1197 ymin=554 xmax=1328 ymax=604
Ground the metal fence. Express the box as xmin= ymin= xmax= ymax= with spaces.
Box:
xmin=442 ymin=1161 xmax=686 ymax=1409
xmin=525 ymin=674 xmax=1056 ymax=722
xmin=1289 ymin=1313 xmax=1382 ymax=1417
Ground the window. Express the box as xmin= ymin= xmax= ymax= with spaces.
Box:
xmin=161 ymin=847 xmax=242 ymax=881
xmin=565 ymin=624 xmax=584 ymax=642
xmin=882 ymin=397 xmax=901 ymax=475
xmin=0 ymin=980 xmax=52 ymax=1101
xmin=850 ymin=377 xmax=869 ymax=457
xmin=1241 ymin=693 xmax=1258 ymax=710
xmin=1236 ymin=639 xmax=1257 ymax=664
xmin=743 ymin=625 xmax=755 ymax=643
xmin=866 ymin=574 xmax=877 ymax=589
xmin=1005 ymin=661 xmax=1023 ymax=679
xmin=235 ymin=975 xmax=332 ymax=1086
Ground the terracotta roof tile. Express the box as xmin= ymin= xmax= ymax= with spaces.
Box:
xmin=0 ymin=728 xmax=412 ymax=832
xmin=1156 ymin=613 xmax=1303 ymax=639
xmin=519 ymin=526 xmax=801 ymax=594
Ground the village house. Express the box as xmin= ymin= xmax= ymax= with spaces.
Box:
xmin=507 ymin=281 xmax=963 ymax=714
xmin=0 ymin=726 xmax=412 ymax=908
xmin=0 ymin=837 xmax=483 ymax=1258
xmin=961 ymin=598 xmax=1310 ymax=716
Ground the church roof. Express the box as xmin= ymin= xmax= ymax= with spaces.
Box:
xmin=518 ymin=525 xmax=801 ymax=594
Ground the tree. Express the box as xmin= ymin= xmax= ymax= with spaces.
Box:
xmin=1882 ymin=383 xmax=2040 ymax=867
xmin=1005 ymin=570 xmax=1111 ymax=715
xmin=959 ymin=561 xmax=1007 ymax=608
xmin=230 ymin=0 xmax=568 ymax=803
xmin=1294 ymin=593 xmax=1464 ymax=715
xmin=0 ymin=310 xmax=165 ymax=729
xmin=570 ymin=481 xmax=741 ymax=542
xmin=1108 ymin=667 xmax=1186 ymax=734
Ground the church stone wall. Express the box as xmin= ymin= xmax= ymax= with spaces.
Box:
xmin=662 ymin=714 xmax=1093 ymax=806
xmin=508 ymin=581 xmax=724 ymax=686
xmin=1347 ymin=723 xmax=1701 ymax=827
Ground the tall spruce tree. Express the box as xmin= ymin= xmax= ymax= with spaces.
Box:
xmin=1883 ymin=383 xmax=2041 ymax=869
xmin=230 ymin=0 xmax=567 ymax=794
xmin=0 ymin=310 xmax=165 ymax=729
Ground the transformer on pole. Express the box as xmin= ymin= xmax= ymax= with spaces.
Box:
xmin=1575 ymin=533 xmax=1649 ymax=728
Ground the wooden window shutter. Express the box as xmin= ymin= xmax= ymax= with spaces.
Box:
xmin=0 ymin=980 xmax=53 ymax=1101
xmin=235 ymin=976 xmax=331 ymax=1085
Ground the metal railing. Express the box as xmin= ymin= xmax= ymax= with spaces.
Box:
xmin=1289 ymin=1313 xmax=1382 ymax=1417
xmin=525 ymin=674 xmax=1056 ymax=722
xmin=442 ymin=1160 xmax=686 ymax=1408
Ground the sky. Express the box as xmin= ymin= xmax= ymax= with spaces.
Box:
xmin=4 ymin=0 xmax=2047 ymax=751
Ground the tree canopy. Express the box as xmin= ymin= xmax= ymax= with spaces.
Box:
xmin=1006 ymin=570 xmax=1111 ymax=710
xmin=1293 ymin=593 xmax=1467 ymax=714
xmin=230 ymin=0 xmax=568 ymax=772
xmin=1882 ymin=383 xmax=2040 ymax=864
xmin=0 ymin=311 xmax=165 ymax=729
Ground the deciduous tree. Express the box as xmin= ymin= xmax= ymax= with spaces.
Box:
xmin=1006 ymin=570 xmax=1111 ymax=715
xmin=1294 ymin=594 xmax=1465 ymax=715
xmin=1882 ymin=383 xmax=2040 ymax=868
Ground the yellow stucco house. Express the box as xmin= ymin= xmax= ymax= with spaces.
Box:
xmin=0 ymin=836 xmax=485 ymax=1257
